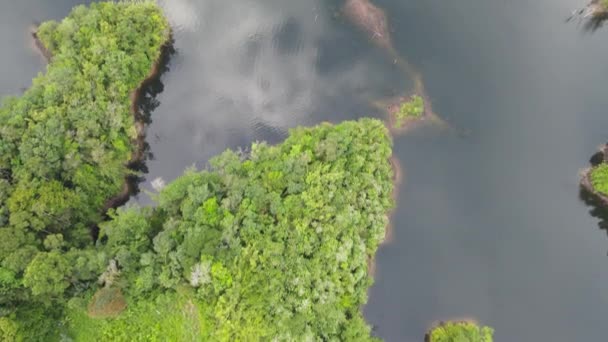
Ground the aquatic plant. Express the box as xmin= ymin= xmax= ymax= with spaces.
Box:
xmin=394 ymin=95 xmax=424 ymax=128
xmin=427 ymin=321 xmax=494 ymax=342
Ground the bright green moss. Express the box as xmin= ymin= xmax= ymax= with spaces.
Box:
xmin=429 ymin=321 xmax=494 ymax=342
xmin=591 ymin=163 xmax=608 ymax=195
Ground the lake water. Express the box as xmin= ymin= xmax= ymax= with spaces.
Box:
xmin=2 ymin=0 xmax=608 ymax=341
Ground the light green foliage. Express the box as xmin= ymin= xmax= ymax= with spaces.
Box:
xmin=0 ymin=317 xmax=17 ymax=342
xmin=429 ymin=321 xmax=494 ymax=342
xmin=0 ymin=1 xmax=169 ymax=338
xmin=23 ymin=251 xmax=72 ymax=298
xmin=394 ymin=95 xmax=424 ymax=128
xmin=86 ymin=119 xmax=393 ymax=341
xmin=590 ymin=163 xmax=608 ymax=195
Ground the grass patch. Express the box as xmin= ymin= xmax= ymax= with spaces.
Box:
xmin=428 ymin=321 xmax=494 ymax=342
xmin=67 ymin=287 xmax=203 ymax=341
xmin=394 ymin=95 xmax=424 ymax=128
xmin=87 ymin=287 xmax=127 ymax=318
xmin=591 ymin=163 xmax=608 ymax=195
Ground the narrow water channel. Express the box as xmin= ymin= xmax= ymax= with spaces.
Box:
xmin=2 ymin=0 xmax=608 ymax=341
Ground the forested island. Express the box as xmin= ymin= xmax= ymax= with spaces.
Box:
xmin=0 ymin=1 xmax=494 ymax=341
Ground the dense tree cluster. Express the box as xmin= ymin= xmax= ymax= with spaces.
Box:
xmin=0 ymin=2 xmax=169 ymax=339
xmin=69 ymin=118 xmax=394 ymax=340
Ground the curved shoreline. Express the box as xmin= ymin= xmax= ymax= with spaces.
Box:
xmin=30 ymin=26 xmax=173 ymax=219
xmin=367 ymin=155 xmax=403 ymax=277
xmin=104 ymin=39 xmax=174 ymax=210
xmin=385 ymin=156 xmax=403 ymax=244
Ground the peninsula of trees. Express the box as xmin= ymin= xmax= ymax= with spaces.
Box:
xmin=0 ymin=2 xmax=169 ymax=340
xmin=68 ymin=118 xmax=394 ymax=340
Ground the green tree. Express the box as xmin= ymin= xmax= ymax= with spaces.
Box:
xmin=23 ymin=251 xmax=72 ymax=298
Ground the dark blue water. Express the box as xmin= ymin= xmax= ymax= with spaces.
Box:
xmin=3 ymin=0 xmax=608 ymax=341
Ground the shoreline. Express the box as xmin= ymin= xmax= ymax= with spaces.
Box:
xmin=385 ymin=156 xmax=403 ymax=244
xmin=30 ymin=26 xmax=173 ymax=217
xmin=105 ymin=37 xmax=174 ymax=211
xmin=580 ymin=144 xmax=608 ymax=206
xmin=367 ymin=155 xmax=403 ymax=277
xmin=29 ymin=25 xmax=52 ymax=61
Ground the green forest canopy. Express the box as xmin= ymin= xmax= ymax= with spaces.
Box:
xmin=69 ymin=118 xmax=394 ymax=341
xmin=0 ymin=1 xmax=169 ymax=340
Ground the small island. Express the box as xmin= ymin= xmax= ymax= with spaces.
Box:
xmin=389 ymin=95 xmax=424 ymax=128
xmin=426 ymin=321 xmax=494 ymax=342
xmin=374 ymin=90 xmax=447 ymax=135
xmin=581 ymin=145 xmax=608 ymax=204
xmin=380 ymin=94 xmax=426 ymax=135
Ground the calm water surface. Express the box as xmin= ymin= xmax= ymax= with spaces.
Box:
xmin=2 ymin=0 xmax=608 ymax=341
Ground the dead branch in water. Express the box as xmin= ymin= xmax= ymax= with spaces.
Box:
xmin=567 ymin=0 xmax=608 ymax=31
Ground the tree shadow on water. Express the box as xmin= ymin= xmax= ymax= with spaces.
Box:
xmin=93 ymin=41 xmax=176 ymax=241
xmin=126 ymin=41 xmax=177 ymax=189
xmin=580 ymin=187 xmax=608 ymax=233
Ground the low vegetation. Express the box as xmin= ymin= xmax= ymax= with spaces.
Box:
xmin=0 ymin=2 xmax=169 ymax=339
xmin=393 ymin=95 xmax=424 ymax=128
xmin=427 ymin=321 xmax=494 ymax=342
